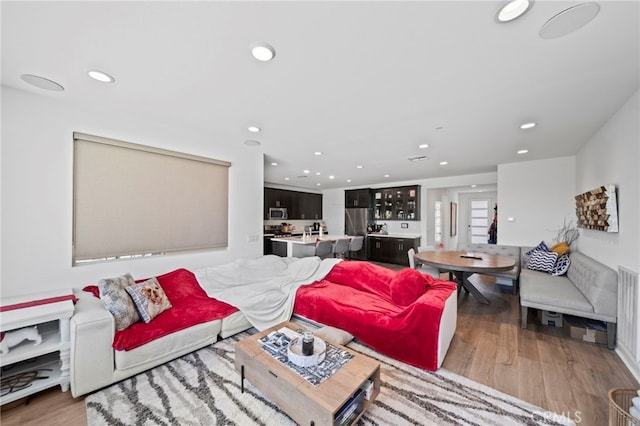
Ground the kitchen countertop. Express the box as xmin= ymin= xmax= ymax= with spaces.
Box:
xmin=367 ymin=232 xmax=421 ymax=239
xmin=271 ymin=234 xmax=352 ymax=244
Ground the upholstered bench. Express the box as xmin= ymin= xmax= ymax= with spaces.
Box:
xmin=519 ymin=250 xmax=618 ymax=349
xmin=457 ymin=243 xmax=521 ymax=294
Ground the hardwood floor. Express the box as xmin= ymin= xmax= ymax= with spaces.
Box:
xmin=1 ymin=269 xmax=638 ymax=426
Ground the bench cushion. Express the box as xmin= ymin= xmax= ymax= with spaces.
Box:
xmin=520 ymin=269 xmax=594 ymax=314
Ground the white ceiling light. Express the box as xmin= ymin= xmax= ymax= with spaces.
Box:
xmin=243 ymin=140 xmax=261 ymax=147
xmin=520 ymin=122 xmax=536 ymax=129
xmin=346 ymin=179 xmax=352 ymax=183
xmin=418 ymin=143 xmax=429 ymax=149
xmin=315 ymin=172 xmax=321 ymax=175
xmin=271 ymin=162 xmax=278 ymax=166
xmin=284 ymin=177 xmax=290 ymax=181
xmin=439 ymin=161 xmax=448 ymax=166
xmin=471 ymin=185 xmax=477 ymax=188
xmin=329 ymin=175 xmax=335 ymax=179
xmin=20 ymin=74 xmax=64 ymax=91
xmin=314 ymin=151 xmax=323 ymax=156
xmin=248 ymin=126 xmax=261 ymax=133
xmin=517 ymin=149 xmax=529 ymax=154
xmin=496 ymin=0 xmax=534 ymax=23
xmin=303 ymin=169 xmax=310 ymax=174
xmin=88 ymin=70 xmax=115 ymax=83
xmin=356 ymin=165 xmax=364 ymax=169
xmin=316 ymin=183 xmax=321 ymax=186
xmin=250 ymin=43 xmax=276 ymax=61
xmin=384 ymin=174 xmax=390 ymax=178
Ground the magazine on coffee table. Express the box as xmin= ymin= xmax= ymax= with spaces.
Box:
xmin=259 ymin=327 xmax=354 ymax=386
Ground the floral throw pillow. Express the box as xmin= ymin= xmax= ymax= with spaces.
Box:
xmin=98 ymin=273 xmax=140 ymax=331
xmin=551 ymin=254 xmax=571 ymax=276
xmin=125 ymin=277 xmax=173 ymax=323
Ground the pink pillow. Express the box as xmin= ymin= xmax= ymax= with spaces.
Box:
xmin=389 ymin=268 xmax=427 ymax=306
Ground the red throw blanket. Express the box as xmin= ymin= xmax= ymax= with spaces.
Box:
xmin=294 ymin=261 xmax=456 ymax=370
xmin=84 ymin=268 xmax=238 ymax=351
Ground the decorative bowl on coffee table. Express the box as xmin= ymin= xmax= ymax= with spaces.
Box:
xmin=287 ymin=336 xmax=326 ymax=367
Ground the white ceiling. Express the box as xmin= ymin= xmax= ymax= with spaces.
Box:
xmin=2 ymin=1 xmax=638 ymax=190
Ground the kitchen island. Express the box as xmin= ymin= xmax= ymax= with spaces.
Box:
xmin=272 ymin=235 xmax=353 ymax=258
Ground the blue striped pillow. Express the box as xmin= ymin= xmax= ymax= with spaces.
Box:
xmin=522 ymin=241 xmax=550 ymax=268
xmin=527 ymin=250 xmax=558 ymax=273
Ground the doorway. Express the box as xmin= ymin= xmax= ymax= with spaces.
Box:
xmin=467 ymin=197 xmax=495 ymax=244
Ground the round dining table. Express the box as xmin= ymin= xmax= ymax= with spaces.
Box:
xmin=414 ymin=250 xmax=516 ymax=304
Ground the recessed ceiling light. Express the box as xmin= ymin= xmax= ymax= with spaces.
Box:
xmin=314 ymin=151 xmax=323 ymax=156
xmin=346 ymin=179 xmax=352 ymax=183
xmin=303 ymin=169 xmax=310 ymax=174
xmin=248 ymin=126 xmax=261 ymax=133
xmin=520 ymin=122 xmax=536 ymax=129
xmin=243 ymin=140 xmax=261 ymax=147
xmin=250 ymin=43 xmax=276 ymax=61
xmin=284 ymin=177 xmax=290 ymax=181
xmin=20 ymin=74 xmax=64 ymax=91
xmin=329 ymin=175 xmax=335 ymax=179
xmin=539 ymin=3 xmax=600 ymax=39
xmin=316 ymin=183 xmax=321 ymax=186
xmin=496 ymin=0 xmax=534 ymax=23
xmin=384 ymin=174 xmax=390 ymax=178
xmin=356 ymin=165 xmax=364 ymax=169
xmin=439 ymin=161 xmax=448 ymax=166
xmin=471 ymin=185 xmax=477 ymax=188
xmin=88 ymin=70 xmax=115 ymax=83
xmin=418 ymin=144 xmax=430 ymax=149
xmin=315 ymin=172 xmax=321 ymax=176
xmin=271 ymin=162 xmax=278 ymax=166
xmin=517 ymin=149 xmax=529 ymax=154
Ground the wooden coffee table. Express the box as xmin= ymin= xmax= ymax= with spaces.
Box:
xmin=235 ymin=321 xmax=380 ymax=425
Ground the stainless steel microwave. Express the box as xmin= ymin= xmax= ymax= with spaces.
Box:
xmin=268 ymin=207 xmax=288 ymax=220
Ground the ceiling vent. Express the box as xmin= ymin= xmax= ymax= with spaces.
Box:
xmin=408 ymin=155 xmax=429 ymax=162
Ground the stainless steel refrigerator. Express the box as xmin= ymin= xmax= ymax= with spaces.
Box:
xmin=345 ymin=208 xmax=372 ymax=260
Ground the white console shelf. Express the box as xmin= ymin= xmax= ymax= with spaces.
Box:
xmin=0 ymin=290 xmax=75 ymax=405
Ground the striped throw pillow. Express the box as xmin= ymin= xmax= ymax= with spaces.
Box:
xmin=527 ymin=250 xmax=558 ymax=273
xmin=522 ymin=241 xmax=550 ymax=268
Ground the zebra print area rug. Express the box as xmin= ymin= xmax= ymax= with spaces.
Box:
xmin=86 ymin=329 xmax=574 ymax=426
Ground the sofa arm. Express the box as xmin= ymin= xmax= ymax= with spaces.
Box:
xmin=70 ymin=289 xmax=116 ymax=397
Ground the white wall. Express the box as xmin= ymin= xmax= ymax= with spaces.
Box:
xmin=1 ymin=87 xmax=264 ymax=297
xmin=575 ymin=90 xmax=639 ymax=272
xmin=575 ymin=90 xmax=639 ymax=381
xmin=497 ymin=157 xmax=576 ymax=246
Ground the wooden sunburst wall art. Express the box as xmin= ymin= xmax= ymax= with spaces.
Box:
xmin=575 ymin=184 xmax=619 ymax=232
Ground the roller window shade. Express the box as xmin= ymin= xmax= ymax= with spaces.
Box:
xmin=73 ymin=132 xmax=230 ymax=263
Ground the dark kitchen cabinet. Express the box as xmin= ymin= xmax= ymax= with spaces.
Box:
xmin=367 ymin=236 xmax=420 ymax=266
xmin=293 ymin=192 xmax=323 ymax=220
xmin=372 ymin=185 xmax=420 ymax=221
xmin=345 ymin=189 xmax=371 ymax=208
xmin=264 ymin=188 xmax=322 ymax=220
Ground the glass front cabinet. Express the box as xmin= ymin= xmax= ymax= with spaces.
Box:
xmin=372 ymin=185 xmax=420 ymax=221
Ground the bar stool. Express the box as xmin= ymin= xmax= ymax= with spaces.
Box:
xmin=346 ymin=236 xmax=364 ymax=259
xmin=314 ymin=240 xmax=333 ymax=259
xmin=331 ymin=238 xmax=351 ymax=259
